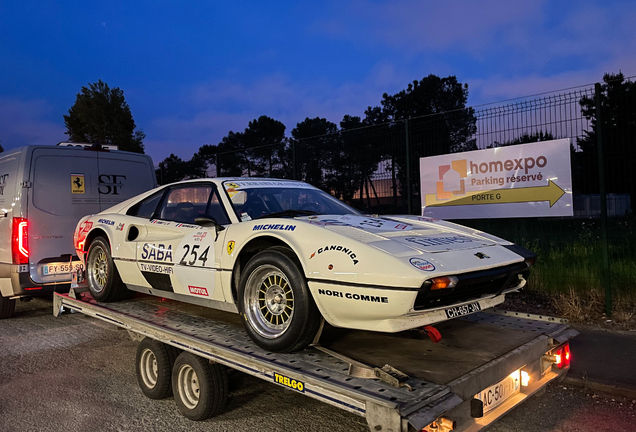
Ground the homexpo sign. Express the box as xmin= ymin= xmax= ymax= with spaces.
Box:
xmin=420 ymin=138 xmax=573 ymax=219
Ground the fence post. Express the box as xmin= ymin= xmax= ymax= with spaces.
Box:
xmin=595 ymin=82 xmax=612 ymax=316
xmin=405 ymin=119 xmax=412 ymax=215
xmin=292 ymin=140 xmax=297 ymax=180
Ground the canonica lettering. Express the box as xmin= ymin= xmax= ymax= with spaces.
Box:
xmin=318 ymin=289 xmax=388 ymax=303
xmin=311 ymin=245 xmax=359 ymax=265
xmin=141 ymin=243 xmax=173 ymax=261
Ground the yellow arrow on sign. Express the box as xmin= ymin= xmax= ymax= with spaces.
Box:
xmin=425 ymin=180 xmax=566 ymax=208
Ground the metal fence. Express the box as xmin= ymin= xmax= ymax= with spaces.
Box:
xmin=212 ymin=78 xmax=636 ymax=312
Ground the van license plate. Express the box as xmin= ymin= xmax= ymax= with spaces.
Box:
xmin=444 ymin=302 xmax=481 ymax=319
xmin=42 ymin=263 xmax=84 ymax=275
xmin=476 ymin=370 xmax=521 ymax=414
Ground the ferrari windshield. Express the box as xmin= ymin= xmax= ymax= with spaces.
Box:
xmin=222 ymin=180 xmax=361 ymax=220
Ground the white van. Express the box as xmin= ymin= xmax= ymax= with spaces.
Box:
xmin=0 ymin=143 xmax=157 ymax=318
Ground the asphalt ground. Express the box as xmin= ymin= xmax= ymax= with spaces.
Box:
xmin=1 ymin=297 xmax=635 ymax=432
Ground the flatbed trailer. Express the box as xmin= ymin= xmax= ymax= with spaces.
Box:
xmin=53 ymin=290 xmax=577 ymax=432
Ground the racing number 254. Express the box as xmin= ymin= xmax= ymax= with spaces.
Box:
xmin=179 ymin=244 xmax=210 ymax=267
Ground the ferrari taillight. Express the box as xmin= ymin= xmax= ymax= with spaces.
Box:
xmin=12 ymin=217 xmax=29 ymax=265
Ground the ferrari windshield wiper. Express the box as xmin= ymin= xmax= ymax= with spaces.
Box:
xmin=254 ymin=209 xmax=318 ymax=220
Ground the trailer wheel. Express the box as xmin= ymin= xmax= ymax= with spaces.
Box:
xmin=238 ymin=249 xmax=321 ymax=353
xmin=86 ymin=236 xmax=132 ymax=302
xmin=136 ymin=338 xmax=179 ymax=399
xmin=172 ymin=352 xmax=228 ymax=421
xmin=0 ymin=295 xmax=15 ymax=319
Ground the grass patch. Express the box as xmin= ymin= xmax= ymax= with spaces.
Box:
xmin=459 ymin=215 xmax=636 ymax=299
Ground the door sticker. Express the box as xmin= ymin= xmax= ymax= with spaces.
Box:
xmin=71 ymin=174 xmax=85 ymax=194
xmin=174 ymin=230 xmax=217 ymax=298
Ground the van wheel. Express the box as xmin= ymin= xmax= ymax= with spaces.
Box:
xmin=86 ymin=236 xmax=132 ymax=302
xmin=136 ymin=338 xmax=180 ymax=399
xmin=238 ymin=249 xmax=321 ymax=353
xmin=172 ymin=352 xmax=228 ymax=421
xmin=0 ymin=296 xmax=15 ymax=319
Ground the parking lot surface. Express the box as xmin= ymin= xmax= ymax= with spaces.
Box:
xmin=1 ymin=297 xmax=634 ymax=432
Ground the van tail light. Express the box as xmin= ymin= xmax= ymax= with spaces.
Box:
xmin=12 ymin=217 xmax=29 ymax=265
xmin=555 ymin=343 xmax=571 ymax=369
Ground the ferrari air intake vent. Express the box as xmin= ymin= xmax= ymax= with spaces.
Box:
xmin=413 ymin=262 xmax=528 ymax=310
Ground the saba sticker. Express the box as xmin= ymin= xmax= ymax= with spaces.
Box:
xmin=409 ymin=257 xmax=435 ymax=271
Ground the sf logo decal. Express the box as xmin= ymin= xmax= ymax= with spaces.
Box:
xmin=227 ymin=241 xmax=235 ymax=255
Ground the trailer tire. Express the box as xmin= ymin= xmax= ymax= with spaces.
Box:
xmin=0 ymin=295 xmax=15 ymax=319
xmin=172 ymin=352 xmax=228 ymax=421
xmin=86 ymin=236 xmax=132 ymax=302
xmin=238 ymin=249 xmax=321 ymax=353
xmin=136 ymin=338 xmax=179 ymax=399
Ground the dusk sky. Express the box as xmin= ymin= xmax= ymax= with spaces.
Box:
xmin=1 ymin=0 xmax=634 ymax=165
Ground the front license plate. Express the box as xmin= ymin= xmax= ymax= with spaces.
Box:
xmin=42 ymin=262 xmax=84 ymax=275
xmin=476 ymin=370 xmax=521 ymax=414
xmin=444 ymin=302 xmax=481 ymax=319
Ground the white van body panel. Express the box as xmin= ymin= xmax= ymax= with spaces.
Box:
xmin=0 ymin=145 xmax=156 ymax=298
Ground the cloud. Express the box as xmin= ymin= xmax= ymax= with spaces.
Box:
xmin=146 ymin=63 xmax=412 ymax=162
xmin=0 ymin=97 xmax=66 ymax=149
xmin=315 ymin=0 xmax=543 ymax=52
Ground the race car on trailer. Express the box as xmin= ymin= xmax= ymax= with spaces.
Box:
xmin=73 ymin=177 xmax=537 ymax=352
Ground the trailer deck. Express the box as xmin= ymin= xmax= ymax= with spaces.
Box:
xmin=53 ymin=291 xmax=577 ymax=432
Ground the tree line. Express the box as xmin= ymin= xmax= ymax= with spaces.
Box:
xmin=59 ymin=72 xmax=636 ymax=212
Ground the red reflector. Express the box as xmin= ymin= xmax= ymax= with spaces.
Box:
xmin=555 ymin=343 xmax=571 ymax=369
xmin=12 ymin=217 xmax=29 ymax=265
xmin=25 ymin=287 xmax=42 ymax=291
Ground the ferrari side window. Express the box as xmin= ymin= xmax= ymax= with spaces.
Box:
xmin=126 ymin=191 xmax=164 ymax=219
xmin=157 ymin=186 xmax=213 ymax=224
xmin=205 ymin=190 xmax=230 ymax=225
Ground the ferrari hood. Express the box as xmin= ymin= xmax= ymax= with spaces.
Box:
xmin=297 ymin=214 xmax=500 ymax=255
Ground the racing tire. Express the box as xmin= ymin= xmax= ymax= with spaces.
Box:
xmin=238 ymin=249 xmax=322 ymax=353
xmin=136 ymin=338 xmax=180 ymax=399
xmin=172 ymin=352 xmax=228 ymax=421
xmin=0 ymin=295 xmax=15 ymax=319
xmin=86 ymin=236 xmax=133 ymax=302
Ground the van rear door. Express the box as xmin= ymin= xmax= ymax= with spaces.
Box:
xmin=28 ymin=148 xmax=100 ymax=284
xmin=97 ymin=152 xmax=156 ymax=211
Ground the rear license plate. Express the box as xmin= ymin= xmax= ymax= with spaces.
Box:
xmin=42 ymin=262 xmax=84 ymax=275
xmin=476 ymin=370 xmax=521 ymax=414
xmin=445 ymin=302 xmax=481 ymax=319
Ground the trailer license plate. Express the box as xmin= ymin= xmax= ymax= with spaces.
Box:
xmin=42 ymin=262 xmax=84 ymax=275
xmin=476 ymin=370 xmax=521 ymax=414
xmin=444 ymin=302 xmax=481 ymax=319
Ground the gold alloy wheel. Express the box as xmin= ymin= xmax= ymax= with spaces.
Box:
xmin=88 ymin=245 xmax=108 ymax=293
xmin=245 ymin=265 xmax=294 ymax=339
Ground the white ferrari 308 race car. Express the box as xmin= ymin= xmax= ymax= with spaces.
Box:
xmin=73 ymin=178 xmax=536 ymax=352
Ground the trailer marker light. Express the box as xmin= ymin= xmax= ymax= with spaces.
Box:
xmin=554 ymin=343 xmax=571 ymax=369
xmin=521 ymin=370 xmax=530 ymax=387
xmin=430 ymin=276 xmax=458 ymax=290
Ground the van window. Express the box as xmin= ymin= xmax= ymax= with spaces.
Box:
xmin=127 ymin=191 xmax=164 ymax=219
